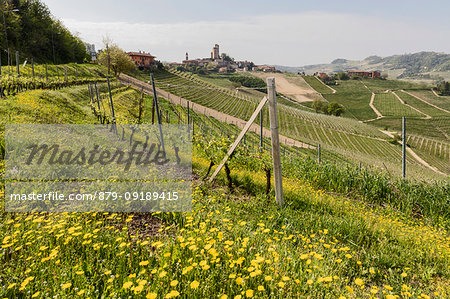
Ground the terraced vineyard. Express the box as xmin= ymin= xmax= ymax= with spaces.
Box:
xmin=407 ymin=90 xmax=450 ymax=112
xmin=372 ymin=92 xmax=424 ymax=117
xmin=406 ymin=134 xmax=450 ymax=173
xmin=397 ymin=91 xmax=448 ymax=117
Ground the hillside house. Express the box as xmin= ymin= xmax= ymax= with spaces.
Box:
xmin=128 ymin=51 xmax=156 ymax=70
xmin=347 ymin=70 xmax=380 ymax=78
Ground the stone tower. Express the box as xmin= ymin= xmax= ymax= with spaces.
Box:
xmin=185 ymin=52 xmax=188 ymax=60
xmin=211 ymin=44 xmax=219 ymax=60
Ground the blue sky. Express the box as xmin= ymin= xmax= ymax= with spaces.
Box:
xmin=44 ymin=0 xmax=450 ymax=66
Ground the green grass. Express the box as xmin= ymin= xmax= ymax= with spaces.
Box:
xmin=302 ymin=76 xmax=333 ymax=94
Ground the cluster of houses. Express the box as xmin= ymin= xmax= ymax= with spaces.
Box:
xmin=168 ymin=44 xmax=276 ymax=73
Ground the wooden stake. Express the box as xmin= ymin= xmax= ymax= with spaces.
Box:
xmin=150 ymin=73 xmax=166 ymax=157
xmin=402 ymin=116 xmax=406 ymax=178
xmin=267 ymin=77 xmax=284 ymax=207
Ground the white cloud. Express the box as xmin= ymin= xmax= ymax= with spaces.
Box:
xmin=63 ymin=12 xmax=446 ymax=66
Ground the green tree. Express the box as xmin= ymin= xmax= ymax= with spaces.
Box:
xmin=98 ymin=40 xmax=134 ymax=76
xmin=312 ymin=99 xmax=324 ymax=113
xmin=221 ymin=53 xmax=233 ymax=62
xmin=327 ymin=101 xmax=344 ymax=116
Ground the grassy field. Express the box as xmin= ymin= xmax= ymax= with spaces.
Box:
xmin=1 ymin=73 xmax=449 ymax=297
xmin=302 ymin=76 xmax=333 ymax=95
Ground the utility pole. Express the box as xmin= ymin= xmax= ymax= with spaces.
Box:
xmin=267 ymin=77 xmax=284 ymax=207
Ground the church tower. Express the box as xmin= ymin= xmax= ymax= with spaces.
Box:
xmin=211 ymin=44 xmax=219 ymax=60
xmin=186 ymin=52 xmax=188 ymax=60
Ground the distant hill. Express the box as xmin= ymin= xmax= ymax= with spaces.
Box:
xmin=274 ymin=52 xmax=450 ymax=81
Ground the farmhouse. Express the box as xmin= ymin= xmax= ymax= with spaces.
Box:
xmin=127 ymin=51 xmax=156 ymax=70
xmin=347 ymin=70 xmax=381 ymax=78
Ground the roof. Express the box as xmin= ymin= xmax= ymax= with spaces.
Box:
xmin=127 ymin=52 xmax=156 ymax=58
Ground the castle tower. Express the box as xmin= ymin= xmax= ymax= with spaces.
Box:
xmin=211 ymin=44 xmax=219 ymax=60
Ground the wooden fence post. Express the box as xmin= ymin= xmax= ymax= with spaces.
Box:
xmin=402 ymin=116 xmax=406 ymax=178
xmin=267 ymin=77 xmax=284 ymax=207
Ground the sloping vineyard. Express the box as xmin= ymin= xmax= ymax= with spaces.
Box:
xmin=372 ymin=93 xmax=424 ymax=117
xmin=129 ymin=70 xmax=447 ymax=179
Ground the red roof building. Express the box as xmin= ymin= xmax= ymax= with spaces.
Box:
xmin=127 ymin=51 xmax=156 ymax=70
xmin=347 ymin=70 xmax=380 ymax=78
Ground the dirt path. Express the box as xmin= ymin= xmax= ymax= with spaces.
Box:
xmin=366 ymin=92 xmax=384 ymax=122
xmin=379 ymin=130 xmax=447 ymax=176
xmin=392 ymin=91 xmax=431 ymax=119
xmin=402 ymin=90 xmax=450 ymax=115
xmin=431 ymin=88 xmax=442 ymax=97
xmin=119 ymin=74 xmax=315 ymax=150
xmin=251 ymin=72 xmax=319 ymax=103
xmin=314 ymin=76 xmax=336 ymax=93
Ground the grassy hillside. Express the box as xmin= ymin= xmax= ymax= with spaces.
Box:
xmin=0 ymin=74 xmax=448 ymax=298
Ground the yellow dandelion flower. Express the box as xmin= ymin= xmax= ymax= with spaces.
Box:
xmin=61 ymin=283 xmax=72 ymax=290
xmin=282 ymin=276 xmax=290 ymax=281
xmin=139 ymin=260 xmax=150 ymax=266
xmin=384 ymin=285 xmax=393 ymax=291
xmin=345 ymin=286 xmax=354 ymax=294
xmin=220 ymin=295 xmax=228 ymax=299
xmin=265 ymin=276 xmax=272 ymax=281
xmin=76 ymin=271 xmax=84 ymax=275
xmin=146 ymin=293 xmax=158 ymax=299
xmin=245 ymin=289 xmax=254 ymax=298
xmin=170 ymin=280 xmax=178 ymax=287
xmin=7 ymin=283 xmax=17 ymax=289
xmin=307 ymin=279 xmax=313 ymax=285
xmin=278 ymin=281 xmax=285 ymax=288
xmin=401 ymin=272 xmax=407 ymax=278
xmin=258 ymin=285 xmax=264 ymax=291
xmin=354 ymin=278 xmax=364 ymax=286
xmin=77 ymin=290 xmax=85 ymax=295
xmin=123 ymin=281 xmax=133 ymax=289
xmin=190 ymin=280 xmax=200 ymax=289
xmin=159 ymin=271 xmax=167 ymax=278
xmin=31 ymin=291 xmax=40 ymax=298
xmin=236 ymin=277 xmax=244 ymax=285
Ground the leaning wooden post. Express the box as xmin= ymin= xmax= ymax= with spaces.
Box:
xmin=402 ymin=116 xmax=406 ymax=179
xmin=267 ymin=77 xmax=283 ymax=207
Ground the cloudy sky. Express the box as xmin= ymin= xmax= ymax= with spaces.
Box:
xmin=44 ymin=0 xmax=450 ymax=66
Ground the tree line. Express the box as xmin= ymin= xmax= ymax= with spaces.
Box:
xmin=0 ymin=0 xmax=89 ymax=65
